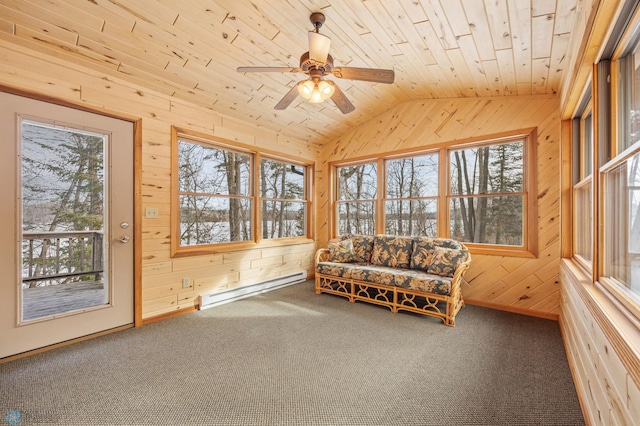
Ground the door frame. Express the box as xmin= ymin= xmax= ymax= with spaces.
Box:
xmin=0 ymin=85 xmax=142 ymax=361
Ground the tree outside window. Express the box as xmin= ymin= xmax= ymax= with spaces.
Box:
xmin=178 ymin=141 xmax=252 ymax=246
xmin=331 ymin=132 xmax=534 ymax=255
xmin=21 ymin=120 xmax=105 ymax=288
xmin=260 ymin=158 xmax=306 ymax=239
xmin=385 ymin=154 xmax=438 ymax=236
xmin=173 ymin=129 xmax=312 ymax=254
xmin=449 ymin=140 xmax=525 ymax=246
xmin=336 ymin=163 xmax=377 ymax=235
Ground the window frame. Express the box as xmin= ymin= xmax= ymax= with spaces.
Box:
xmin=333 ymin=159 xmax=379 ymax=236
xmin=329 ymin=128 xmax=538 ymax=257
xmin=171 ymin=127 xmax=313 ymax=257
xmin=383 ymin=151 xmax=440 ymax=237
xmin=597 ymin=145 xmax=640 ymax=321
xmin=446 ymin=136 xmax=531 ymax=254
xmin=258 ymin=155 xmax=309 ymax=240
xmin=593 ymin=4 xmax=640 ymax=321
xmin=572 ymin=99 xmax=594 ymax=272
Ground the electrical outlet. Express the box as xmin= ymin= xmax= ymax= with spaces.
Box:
xmin=145 ymin=207 xmax=159 ymax=219
xmin=182 ymin=277 xmax=191 ymax=289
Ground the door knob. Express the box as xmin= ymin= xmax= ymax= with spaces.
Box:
xmin=119 ymin=235 xmax=130 ymax=243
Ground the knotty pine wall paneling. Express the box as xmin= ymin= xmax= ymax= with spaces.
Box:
xmin=0 ymin=39 xmax=319 ymax=320
xmin=319 ymin=95 xmax=563 ymax=318
xmin=560 ymin=261 xmax=640 ymax=425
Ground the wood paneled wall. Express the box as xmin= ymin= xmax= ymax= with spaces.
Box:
xmin=0 ymin=39 xmax=320 ymax=320
xmin=318 ymin=95 xmax=563 ymax=318
xmin=0 ymin=36 xmax=566 ymax=320
xmin=560 ymin=260 xmax=640 ymax=425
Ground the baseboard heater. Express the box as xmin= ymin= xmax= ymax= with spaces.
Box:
xmin=198 ymin=270 xmax=307 ymax=310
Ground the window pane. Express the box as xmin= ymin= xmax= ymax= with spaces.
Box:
xmin=603 ymin=152 xmax=640 ymax=300
xmin=261 ymin=201 xmax=305 ymax=239
xmin=385 ymin=199 xmax=437 ymax=236
xmin=178 ymin=141 xmax=250 ymax=196
xmin=337 ymin=163 xmax=377 ymax=200
xmin=21 ymin=120 xmax=107 ymax=320
xmin=337 ymin=201 xmax=376 ymax=235
xmin=450 ymin=195 xmax=523 ymax=245
xmin=619 ymin=45 xmax=640 ymax=152
xmin=574 ymin=180 xmax=592 ymax=262
xmin=450 ymin=141 xmax=524 ymax=195
xmin=583 ymin=112 xmax=593 ymax=177
xmin=386 ymin=154 xmax=438 ymax=198
xmin=260 ymin=159 xmax=305 ymax=199
xmin=179 ymin=195 xmax=251 ymax=245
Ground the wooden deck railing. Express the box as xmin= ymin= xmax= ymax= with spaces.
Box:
xmin=22 ymin=230 xmax=104 ymax=286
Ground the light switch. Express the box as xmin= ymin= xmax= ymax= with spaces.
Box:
xmin=145 ymin=207 xmax=159 ymax=219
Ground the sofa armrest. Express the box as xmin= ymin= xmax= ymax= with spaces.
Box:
xmin=314 ymin=248 xmax=331 ymax=267
xmin=450 ymin=244 xmax=472 ymax=293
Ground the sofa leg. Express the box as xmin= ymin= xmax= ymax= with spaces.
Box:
xmin=444 ymin=300 xmax=456 ymax=326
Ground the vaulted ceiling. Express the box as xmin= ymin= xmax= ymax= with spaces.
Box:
xmin=0 ymin=0 xmax=579 ymax=145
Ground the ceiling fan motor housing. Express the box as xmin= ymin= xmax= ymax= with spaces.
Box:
xmin=300 ymin=52 xmax=333 ymax=73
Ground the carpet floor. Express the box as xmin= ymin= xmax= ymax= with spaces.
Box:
xmin=0 ymin=280 xmax=585 ymax=425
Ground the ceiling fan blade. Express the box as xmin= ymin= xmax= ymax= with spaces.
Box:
xmin=237 ymin=67 xmax=300 ymax=73
xmin=332 ymin=67 xmax=395 ymax=84
xmin=308 ymin=31 xmax=331 ymax=64
xmin=327 ymin=81 xmax=355 ymax=114
xmin=274 ymin=83 xmax=301 ymax=110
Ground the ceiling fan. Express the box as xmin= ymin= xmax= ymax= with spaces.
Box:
xmin=236 ymin=12 xmax=395 ymax=114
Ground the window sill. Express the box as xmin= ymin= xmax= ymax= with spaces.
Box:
xmin=466 ymin=244 xmax=537 ymax=258
xmin=171 ymin=237 xmax=315 ymax=258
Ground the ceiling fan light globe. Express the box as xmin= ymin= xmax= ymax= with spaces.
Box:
xmin=318 ymin=80 xmax=335 ymax=100
xmin=309 ymin=86 xmax=324 ymax=103
xmin=297 ymin=80 xmax=315 ymax=99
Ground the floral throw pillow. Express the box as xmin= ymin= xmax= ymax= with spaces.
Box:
xmin=426 ymin=246 xmax=469 ymax=277
xmin=370 ymin=235 xmax=413 ymax=268
xmin=328 ymin=239 xmax=357 ymax=263
xmin=410 ymin=239 xmax=436 ymax=270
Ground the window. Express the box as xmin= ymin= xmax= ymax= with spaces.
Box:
xmin=602 ymin=153 xmax=640 ymax=305
xmin=598 ymin=26 xmax=640 ymax=316
xmin=178 ymin=140 xmax=252 ymax=246
xmin=449 ymin=140 xmax=525 ymax=246
xmin=335 ymin=162 xmax=377 ymax=235
xmin=385 ymin=154 xmax=439 ymax=236
xmin=260 ymin=158 xmax=307 ymax=239
xmin=573 ymin=101 xmax=594 ymax=268
xmin=172 ymin=128 xmax=311 ymax=255
xmin=618 ymin=41 xmax=640 ymax=152
xmin=331 ymin=130 xmax=536 ymax=256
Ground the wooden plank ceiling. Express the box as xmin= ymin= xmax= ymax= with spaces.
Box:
xmin=0 ymin=0 xmax=578 ymax=145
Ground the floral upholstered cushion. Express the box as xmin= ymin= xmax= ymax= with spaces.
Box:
xmin=316 ymin=262 xmax=453 ymax=296
xmin=410 ymin=238 xmax=436 ymax=270
xmin=410 ymin=237 xmax=464 ymax=271
xmin=349 ymin=265 xmax=452 ymax=295
xmin=328 ymin=239 xmax=357 ymax=263
xmin=316 ymin=262 xmax=359 ymax=278
xmin=426 ymin=246 xmax=469 ymax=278
xmin=370 ymin=235 xmax=413 ymax=269
xmin=341 ymin=235 xmax=375 ymax=263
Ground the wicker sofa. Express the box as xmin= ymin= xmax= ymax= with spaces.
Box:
xmin=314 ymin=234 xmax=471 ymax=326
